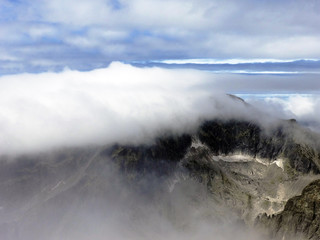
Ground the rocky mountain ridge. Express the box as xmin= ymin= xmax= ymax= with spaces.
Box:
xmin=0 ymin=118 xmax=320 ymax=239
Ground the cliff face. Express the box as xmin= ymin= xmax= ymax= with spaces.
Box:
xmin=111 ymin=119 xmax=320 ymax=176
xmin=198 ymin=120 xmax=320 ymax=174
xmin=256 ymin=179 xmax=320 ymax=240
xmin=110 ymin=119 xmax=320 ymax=238
xmin=110 ymin=119 xmax=320 ymax=222
xmin=0 ymin=118 xmax=320 ymax=239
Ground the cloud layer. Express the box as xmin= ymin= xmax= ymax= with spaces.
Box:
xmin=0 ymin=63 xmax=240 ymax=154
xmin=244 ymin=94 xmax=320 ymax=132
xmin=0 ymin=62 xmax=319 ymax=155
xmin=1 ymin=0 xmax=320 ymax=74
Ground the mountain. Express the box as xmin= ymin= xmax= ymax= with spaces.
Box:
xmin=0 ymin=108 xmax=320 ymax=239
xmin=256 ymin=179 xmax=320 ymax=240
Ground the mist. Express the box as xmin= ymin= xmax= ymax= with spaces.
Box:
xmin=2 ymin=0 xmax=320 ymax=238
xmin=1 ymin=62 xmax=319 ymax=156
xmin=0 ymin=148 xmax=269 ymax=240
xmin=0 ymin=62 xmax=279 ymax=155
xmin=1 ymin=63 xmax=319 ymax=240
xmin=241 ymin=94 xmax=320 ymax=132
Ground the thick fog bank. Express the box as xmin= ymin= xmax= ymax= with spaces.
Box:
xmin=0 ymin=63 xmax=266 ymax=155
xmin=0 ymin=62 xmax=319 ymax=155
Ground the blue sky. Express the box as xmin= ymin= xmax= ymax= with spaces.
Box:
xmin=1 ymin=0 xmax=320 ymax=74
xmin=0 ymin=0 xmax=320 ymax=153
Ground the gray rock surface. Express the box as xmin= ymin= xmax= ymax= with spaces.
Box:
xmin=0 ymin=118 xmax=320 ymax=239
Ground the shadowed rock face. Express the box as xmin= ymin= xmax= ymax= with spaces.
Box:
xmin=111 ymin=119 xmax=320 ymax=177
xmin=256 ymin=179 xmax=320 ymax=240
xmin=198 ymin=120 xmax=320 ymax=174
xmin=109 ymin=134 xmax=192 ymax=177
xmin=104 ymin=119 xmax=320 ymax=230
xmin=0 ymin=119 xmax=320 ymax=240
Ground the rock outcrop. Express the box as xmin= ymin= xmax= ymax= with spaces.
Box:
xmin=256 ymin=179 xmax=320 ymax=240
xmin=1 ymin=118 xmax=320 ymax=239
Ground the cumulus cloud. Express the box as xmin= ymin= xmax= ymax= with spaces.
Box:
xmin=0 ymin=62 xmax=319 ymax=155
xmin=0 ymin=63 xmax=246 ymax=155
xmin=245 ymin=94 xmax=320 ymax=132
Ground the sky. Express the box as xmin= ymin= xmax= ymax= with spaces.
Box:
xmin=1 ymin=2 xmax=320 ymax=240
xmin=1 ymin=0 xmax=320 ymax=74
xmin=0 ymin=0 xmax=319 ymax=154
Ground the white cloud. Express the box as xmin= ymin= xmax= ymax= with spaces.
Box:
xmin=1 ymin=0 xmax=320 ymax=73
xmin=42 ymin=0 xmax=113 ymax=26
xmin=0 ymin=63 xmax=221 ymax=154
xmin=268 ymin=95 xmax=315 ymax=116
xmin=1 ymin=62 xmax=320 ymax=155
xmin=27 ymin=25 xmax=58 ymax=40
xmin=262 ymin=36 xmax=320 ymax=58
xmin=156 ymin=58 xmax=314 ymax=65
xmin=4 ymin=62 xmax=305 ymax=155
xmin=245 ymin=94 xmax=320 ymax=132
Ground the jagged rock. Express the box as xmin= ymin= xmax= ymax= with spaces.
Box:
xmin=198 ymin=119 xmax=320 ymax=174
xmin=256 ymin=179 xmax=320 ymax=240
xmin=1 ymin=118 xmax=320 ymax=239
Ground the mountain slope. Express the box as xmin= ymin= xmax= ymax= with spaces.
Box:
xmin=256 ymin=179 xmax=320 ymax=240
xmin=0 ymin=118 xmax=320 ymax=239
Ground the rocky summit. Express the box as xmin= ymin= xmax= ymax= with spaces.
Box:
xmin=1 ymin=117 xmax=320 ymax=240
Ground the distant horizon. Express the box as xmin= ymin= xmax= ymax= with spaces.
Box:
xmin=2 ymin=57 xmax=320 ymax=76
xmin=1 ymin=0 xmax=320 ymax=153
xmin=1 ymin=0 xmax=320 ymax=74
